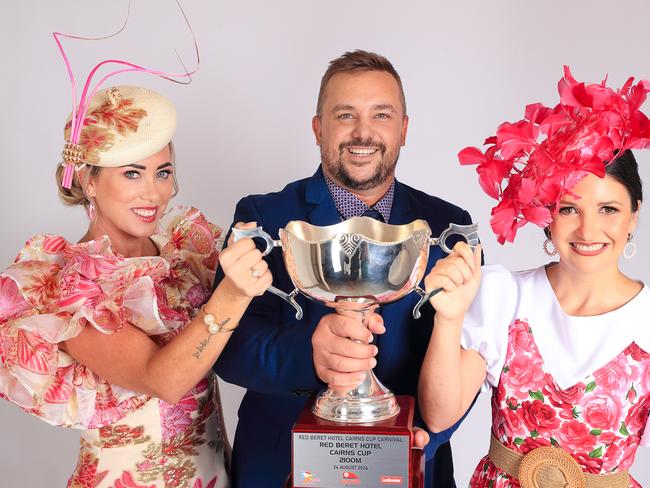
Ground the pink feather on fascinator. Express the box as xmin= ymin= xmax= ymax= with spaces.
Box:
xmin=55 ymin=0 xmax=199 ymax=189
xmin=458 ymin=66 xmax=650 ymax=244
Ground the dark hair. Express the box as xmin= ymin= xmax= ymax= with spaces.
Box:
xmin=544 ymin=149 xmax=643 ymax=238
xmin=606 ymin=149 xmax=643 ymax=212
xmin=316 ymin=50 xmax=406 ymax=116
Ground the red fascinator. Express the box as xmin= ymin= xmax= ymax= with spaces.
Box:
xmin=458 ymin=66 xmax=650 ymax=244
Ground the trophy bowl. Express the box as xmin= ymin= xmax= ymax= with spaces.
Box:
xmin=281 ymin=217 xmax=430 ymax=310
xmin=234 ymin=217 xmax=479 ymax=423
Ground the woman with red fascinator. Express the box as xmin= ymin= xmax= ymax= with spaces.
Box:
xmin=419 ymin=68 xmax=650 ymax=487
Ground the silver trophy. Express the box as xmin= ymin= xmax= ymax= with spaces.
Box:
xmin=233 ymin=217 xmax=479 ymax=423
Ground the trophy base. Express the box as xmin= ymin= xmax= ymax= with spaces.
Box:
xmin=289 ymin=396 xmax=424 ymax=488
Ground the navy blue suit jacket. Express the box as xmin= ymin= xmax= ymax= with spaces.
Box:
xmin=214 ymin=167 xmax=473 ymax=487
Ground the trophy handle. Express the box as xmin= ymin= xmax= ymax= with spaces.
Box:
xmin=429 ymin=223 xmax=480 ymax=254
xmin=232 ymin=226 xmax=304 ymax=320
xmin=412 ymin=286 xmax=443 ymax=319
xmin=267 ymin=286 xmax=303 ymax=320
xmin=232 ymin=226 xmax=281 ymax=256
xmin=413 ymin=223 xmax=479 ymax=318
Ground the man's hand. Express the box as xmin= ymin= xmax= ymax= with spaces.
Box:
xmin=312 ymin=311 xmax=385 ymax=391
xmin=413 ymin=428 xmax=430 ymax=449
xmin=311 ymin=312 xmax=430 ymax=449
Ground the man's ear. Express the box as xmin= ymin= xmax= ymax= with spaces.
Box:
xmin=312 ymin=116 xmax=323 ymax=145
xmin=400 ymin=115 xmax=409 ymax=146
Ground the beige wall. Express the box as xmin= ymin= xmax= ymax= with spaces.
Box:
xmin=0 ymin=0 xmax=649 ymax=485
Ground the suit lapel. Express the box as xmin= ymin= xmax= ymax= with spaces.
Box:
xmin=379 ymin=179 xmax=416 ymax=377
xmin=387 ymin=180 xmax=413 ymax=225
xmin=304 ymin=166 xmax=340 ymax=226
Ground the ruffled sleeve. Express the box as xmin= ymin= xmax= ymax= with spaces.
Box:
xmin=150 ymin=206 xmax=222 ymax=327
xmin=0 ymin=206 xmax=222 ymax=429
xmin=460 ymin=264 xmax=519 ymax=392
xmin=0 ymin=234 xmax=169 ymax=428
xmin=153 ymin=206 xmax=222 ymax=290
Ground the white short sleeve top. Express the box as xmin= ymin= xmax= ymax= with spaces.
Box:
xmin=460 ymin=264 xmax=650 ymax=445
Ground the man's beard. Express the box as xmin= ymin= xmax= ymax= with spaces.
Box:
xmin=321 ymin=138 xmax=400 ymax=191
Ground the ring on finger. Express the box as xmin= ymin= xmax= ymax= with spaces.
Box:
xmin=250 ymin=266 xmax=263 ymax=279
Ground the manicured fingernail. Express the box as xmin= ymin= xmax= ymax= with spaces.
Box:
xmin=372 ymin=346 xmax=379 ymax=355
xmin=369 ymin=358 xmax=377 ymax=368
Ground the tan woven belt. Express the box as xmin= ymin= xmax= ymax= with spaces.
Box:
xmin=488 ymin=434 xmax=630 ymax=488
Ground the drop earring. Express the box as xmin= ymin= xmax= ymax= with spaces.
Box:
xmin=87 ymin=200 xmax=96 ymax=221
xmin=624 ymin=234 xmax=636 ymax=259
xmin=543 ymin=238 xmax=558 ymax=256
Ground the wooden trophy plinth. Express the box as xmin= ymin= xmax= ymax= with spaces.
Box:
xmin=287 ymin=395 xmax=424 ymax=488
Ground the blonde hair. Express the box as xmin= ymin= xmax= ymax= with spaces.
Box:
xmin=55 ymin=164 xmax=100 ymax=207
xmin=169 ymin=141 xmax=179 ymax=197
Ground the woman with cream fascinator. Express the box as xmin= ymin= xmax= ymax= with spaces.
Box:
xmin=0 ymin=6 xmax=264 ymax=488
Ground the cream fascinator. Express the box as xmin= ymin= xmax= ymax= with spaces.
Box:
xmin=56 ymin=1 xmax=198 ymax=188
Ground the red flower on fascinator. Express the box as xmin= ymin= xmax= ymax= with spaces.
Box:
xmin=459 ymin=67 xmax=650 ymax=244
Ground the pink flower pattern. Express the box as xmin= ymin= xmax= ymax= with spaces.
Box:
xmin=160 ymin=396 xmax=199 ymax=440
xmin=470 ymin=320 xmax=649 ymax=487
xmin=0 ymin=207 xmax=228 ymax=487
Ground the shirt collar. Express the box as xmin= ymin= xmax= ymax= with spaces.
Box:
xmin=324 ymin=173 xmax=394 ymax=222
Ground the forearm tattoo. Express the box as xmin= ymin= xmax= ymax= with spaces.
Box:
xmin=193 ymin=317 xmax=231 ymax=359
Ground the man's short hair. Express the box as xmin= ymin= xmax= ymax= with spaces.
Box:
xmin=316 ymin=50 xmax=407 ymax=116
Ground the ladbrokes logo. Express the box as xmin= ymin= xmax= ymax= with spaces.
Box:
xmin=341 ymin=471 xmax=361 ymax=485
xmin=380 ymin=475 xmax=403 ymax=485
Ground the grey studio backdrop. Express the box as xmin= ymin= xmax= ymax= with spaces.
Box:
xmin=1 ymin=0 xmax=649 ymax=486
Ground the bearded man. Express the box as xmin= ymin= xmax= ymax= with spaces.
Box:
xmin=213 ymin=50 xmax=475 ymax=488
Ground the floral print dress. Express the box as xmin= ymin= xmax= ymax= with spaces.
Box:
xmin=461 ymin=265 xmax=650 ymax=487
xmin=0 ymin=206 xmax=229 ymax=488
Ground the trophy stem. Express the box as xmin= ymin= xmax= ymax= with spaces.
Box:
xmin=312 ymin=307 xmax=400 ymax=423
